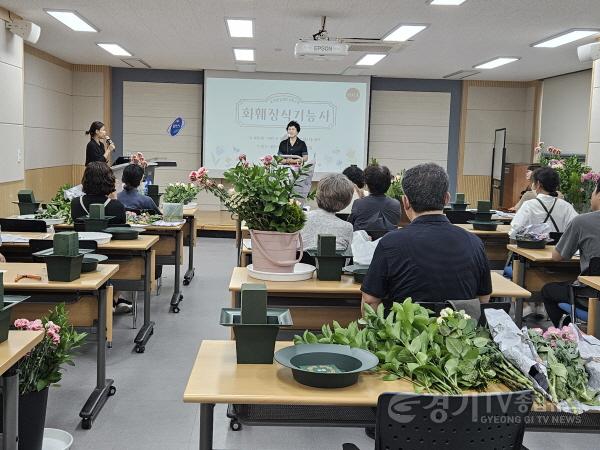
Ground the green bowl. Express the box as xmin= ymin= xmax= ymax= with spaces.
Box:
xmin=343 ymin=264 xmax=370 ymax=283
xmin=81 ymin=254 xmax=108 ymax=273
xmin=275 ymin=344 xmax=379 ymax=388
xmin=103 ymin=227 xmax=139 ymax=240
xmin=467 ymin=220 xmax=502 ymax=231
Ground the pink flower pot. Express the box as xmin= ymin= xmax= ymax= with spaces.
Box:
xmin=250 ymin=230 xmax=303 ymax=273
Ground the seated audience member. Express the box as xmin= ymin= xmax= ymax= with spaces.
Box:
xmin=118 ymin=164 xmax=161 ymax=214
xmin=348 ymin=164 xmax=401 ymax=233
xmin=0 ymin=253 xmax=5 ymax=263
xmin=542 ymin=183 xmax=600 ymax=326
xmin=339 ymin=165 xmax=367 ymax=215
xmin=301 ymin=174 xmax=354 ymax=251
xmin=71 ymin=161 xmax=127 ymax=225
xmin=509 ymin=167 xmax=577 ymax=238
xmin=360 ymin=163 xmax=492 ymax=312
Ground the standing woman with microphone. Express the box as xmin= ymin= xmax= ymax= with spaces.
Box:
xmin=85 ymin=121 xmax=115 ymax=166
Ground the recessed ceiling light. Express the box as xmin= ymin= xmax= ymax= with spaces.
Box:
xmin=97 ymin=43 xmax=132 ymax=57
xmin=234 ymin=48 xmax=255 ymax=62
xmin=532 ymin=29 xmax=600 ymax=48
xmin=429 ymin=0 xmax=467 ymax=5
xmin=474 ymin=57 xmax=520 ymax=69
xmin=383 ymin=24 xmax=428 ymax=42
xmin=226 ymin=19 xmax=254 ymax=38
xmin=355 ymin=54 xmax=387 ymax=66
xmin=45 ymin=10 xmax=97 ymax=32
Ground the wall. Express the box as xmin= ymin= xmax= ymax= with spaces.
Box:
xmin=588 ymin=61 xmax=600 ymax=170
xmin=540 ymin=70 xmax=592 ymax=155
xmin=0 ymin=13 xmax=24 ymax=217
xmin=368 ymin=91 xmax=451 ymax=173
xmin=458 ymin=81 xmax=539 ymax=203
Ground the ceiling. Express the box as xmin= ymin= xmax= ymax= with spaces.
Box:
xmin=3 ymin=0 xmax=600 ymax=80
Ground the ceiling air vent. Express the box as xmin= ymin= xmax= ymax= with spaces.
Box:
xmin=121 ymin=58 xmax=151 ymax=69
xmin=443 ymin=70 xmax=480 ymax=80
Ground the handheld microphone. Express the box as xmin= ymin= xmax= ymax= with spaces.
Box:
xmin=106 ymin=137 xmax=115 ymax=151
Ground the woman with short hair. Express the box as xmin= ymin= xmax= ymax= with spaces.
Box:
xmin=118 ymin=164 xmax=161 ymax=214
xmin=71 ymin=161 xmax=127 ymax=225
xmin=301 ymin=173 xmax=355 ymax=251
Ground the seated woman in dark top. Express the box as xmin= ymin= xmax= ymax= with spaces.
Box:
xmin=71 ymin=161 xmax=127 ymax=225
xmin=117 ymin=164 xmax=161 ymax=214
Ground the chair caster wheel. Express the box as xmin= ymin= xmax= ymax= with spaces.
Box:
xmin=172 ymin=306 xmax=180 ymax=313
xmin=183 ymin=279 xmax=190 ymax=286
xmin=230 ymin=419 xmax=242 ymax=431
xmin=179 ymin=294 xmax=184 ymax=301
xmin=108 ymin=385 xmax=117 ymax=396
xmin=136 ymin=345 xmax=145 ymax=353
xmin=82 ymin=418 xmax=92 ymax=429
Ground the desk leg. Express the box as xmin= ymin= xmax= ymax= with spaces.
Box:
xmin=513 ymin=257 xmax=527 ymax=328
xmin=2 ymin=369 xmax=19 ymax=450
xmin=79 ymin=286 xmax=115 ymax=429
xmin=170 ymin=230 xmax=184 ymax=313
xmin=135 ymin=249 xmax=155 ymax=353
xmin=184 ymin=216 xmax=195 ymax=285
xmin=199 ymin=403 xmax=215 ymax=450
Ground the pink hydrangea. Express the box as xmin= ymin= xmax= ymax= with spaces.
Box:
xmin=14 ymin=318 xmax=30 ymax=329
xmin=28 ymin=319 xmax=43 ymax=331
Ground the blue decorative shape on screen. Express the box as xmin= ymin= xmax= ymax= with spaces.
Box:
xmin=167 ymin=117 xmax=185 ymax=136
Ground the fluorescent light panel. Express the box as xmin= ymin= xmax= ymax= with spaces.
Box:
xmin=383 ymin=24 xmax=427 ymax=42
xmin=226 ymin=19 xmax=254 ymax=38
xmin=474 ymin=57 xmax=520 ymax=69
xmin=97 ymin=43 xmax=132 ymax=57
xmin=45 ymin=10 xmax=97 ymax=32
xmin=429 ymin=0 xmax=467 ymax=5
xmin=532 ymin=29 xmax=600 ymax=48
xmin=356 ymin=54 xmax=386 ymax=66
xmin=234 ymin=48 xmax=255 ymax=62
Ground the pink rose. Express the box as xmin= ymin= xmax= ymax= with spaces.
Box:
xmin=47 ymin=329 xmax=60 ymax=345
xmin=14 ymin=318 xmax=30 ymax=330
xmin=261 ymin=155 xmax=274 ymax=165
xmin=197 ymin=167 xmax=208 ymax=178
xmin=238 ymin=154 xmax=247 ymax=162
xmin=28 ymin=319 xmax=43 ymax=331
xmin=189 ymin=171 xmax=198 ymax=182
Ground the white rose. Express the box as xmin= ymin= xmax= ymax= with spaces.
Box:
xmin=440 ymin=309 xmax=449 ymax=318
xmin=464 ymin=314 xmax=471 ymax=320
xmin=217 ymin=184 xmax=224 ymax=189
xmin=436 ymin=317 xmax=444 ymax=325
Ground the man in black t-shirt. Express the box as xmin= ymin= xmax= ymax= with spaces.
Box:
xmin=361 ymin=163 xmax=492 ymax=312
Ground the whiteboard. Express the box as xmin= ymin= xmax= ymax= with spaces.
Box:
xmin=492 ymin=129 xmax=506 ymax=180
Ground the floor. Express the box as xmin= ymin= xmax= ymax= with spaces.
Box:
xmin=44 ymin=238 xmax=598 ymax=450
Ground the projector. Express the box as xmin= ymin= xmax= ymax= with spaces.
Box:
xmin=578 ymin=42 xmax=600 ymax=62
xmin=295 ymin=41 xmax=349 ymax=60
xmin=5 ymin=19 xmax=41 ymax=44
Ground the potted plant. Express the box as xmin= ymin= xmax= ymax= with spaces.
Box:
xmin=386 ymin=171 xmax=404 ymax=201
xmin=6 ymin=305 xmax=87 ymax=450
xmin=193 ymin=154 xmax=310 ymax=273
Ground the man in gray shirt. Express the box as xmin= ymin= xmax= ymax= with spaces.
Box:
xmin=348 ymin=164 xmax=401 ymax=236
xmin=542 ymin=182 xmax=600 ymax=326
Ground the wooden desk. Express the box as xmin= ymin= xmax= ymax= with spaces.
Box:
xmin=229 ymin=268 xmax=530 ymax=331
xmin=507 ymin=244 xmax=580 ymax=326
xmin=183 ymin=206 xmax=198 ymax=286
xmin=141 ymin=223 xmax=185 ymax=312
xmin=0 ymin=331 xmax=44 ymax=450
xmin=577 ymin=276 xmax=600 ymax=338
xmin=0 ymin=232 xmax=159 ymax=352
xmin=183 ymin=340 xmax=556 ymax=450
xmin=0 ymin=263 xmax=119 ymax=429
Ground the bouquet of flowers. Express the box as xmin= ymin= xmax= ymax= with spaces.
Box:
xmin=528 ymin=327 xmax=600 ymax=406
xmin=386 ymin=171 xmax=404 ymax=201
xmin=191 ymin=154 xmax=310 ymax=233
xmin=13 ymin=305 xmax=87 ymax=394
xmin=162 ymin=182 xmax=200 ymax=205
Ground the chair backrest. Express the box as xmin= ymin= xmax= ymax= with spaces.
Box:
xmin=588 ymin=257 xmax=600 ymax=276
xmin=0 ymin=218 xmax=47 ymax=232
xmin=444 ymin=210 xmax=475 ymax=224
xmin=375 ymin=391 xmax=533 ymax=450
xmin=478 ymin=302 xmax=511 ymax=327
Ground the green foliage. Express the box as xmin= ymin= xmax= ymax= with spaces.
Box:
xmin=163 ymin=183 xmax=200 ymax=204
xmin=294 ymin=300 xmax=537 ymax=398
xmin=540 ymin=155 xmax=591 ymax=210
xmin=36 ymin=184 xmax=73 ymax=224
xmin=386 ymin=171 xmax=404 ymax=201
xmin=15 ymin=304 xmax=87 ymax=394
xmin=198 ymin=156 xmax=310 ymax=233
